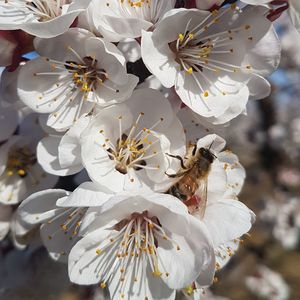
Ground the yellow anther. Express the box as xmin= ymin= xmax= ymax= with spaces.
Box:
xmin=96 ymin=249 xmax=102 ymax=255
xmin=152 ymin=269 xmax=162 ymax=277
xmin=148 ymin=223 xmax=154 ymax=229
xmin=184 ymin=285 xmax=194 ymax=296
xmin=17 ymin=169 xmax=26 ymax=176
xmin=61 ymin=224 xmax=68 ymax=231
xmin=203 ymin=91 xmax=209 ymax=97
xmin=80 ymin=83 xmax=90 ymax=92
xmin=178 ymin=33 xmax=184 ymax=42
xmin=189 ymin=33 xmax=194 ymax=39
xmin=211 ymin=9 xmax=219 ymax=16
xmin=100 ymin=282 xmax=106 ymax=289
xmin=187 ymin=67 xmax=193 ymax=74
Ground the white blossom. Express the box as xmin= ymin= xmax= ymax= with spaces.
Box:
xmin=17 ymin=28 xmax=139 ymax=131
xmin=68 ymin=189 xmax=215 ymax=300
xmin=245 ymin=265 xmax=290 ymax=300
xmin=141 ymin=5 xmax=280 ymax=124
xmin=81 ymin=0 xmax=176 ymax=42
xmin=80 ymin=88 xmax=186 ymax=193
xmin=0 ymin=135 xmax=57 ymax=205
xmin=0 ymin=0 xmax=92 ymax=37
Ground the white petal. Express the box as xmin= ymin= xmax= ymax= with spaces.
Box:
xmin=204 ymin=199 xmax=255 ymax=246
xmin=56 ymin=181 xmax=114 ymax=207
xmin=141 ymin=30 xmax=179 ymax=88
xmin=290 ymin=0 xmax=300 ymax=32
xmin=196 ymin=134 xmax=226 ymax=153
xmin=117 ymin=38 xmax=141 ymax=63
xmin=37 ymin=136 xmax=83 ymax=176
xmin=18 ymin=189 xmax=69 ymax=224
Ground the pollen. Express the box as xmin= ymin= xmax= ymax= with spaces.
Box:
xmin=203 ymin=91 xmax=209 ymax=97
xmin=184 ymin=285 xmax=194 ymax=296
xmin=187 ymin=67 xmax=193 ymax=74
xmin=178 ymin=33 xmax=184 ymax=42
xmin=152 ymin=269 xmax=162 ymax=277
xmin=100 ymin=282 xmax=106 ymax=289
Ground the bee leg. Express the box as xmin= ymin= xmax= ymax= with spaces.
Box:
xmin=166 ymin=153 xmax=187 ymax=169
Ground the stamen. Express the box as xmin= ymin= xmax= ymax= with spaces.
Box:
xmin=82 ymin=212 xmax=179 ymax=294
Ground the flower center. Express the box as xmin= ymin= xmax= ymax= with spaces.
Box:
xmin=91 ymin=211 xmax=181 ymax=296
xmin=65 ymin=56 xmax=109 ymax=94
xmin=98 ymin=112 xmax=164 ymax=175
xmin=33 ymin=46 xmax=119 ymax=123
xmin=6 ymin=145 xmax=36 ymax=178
xmin=169 ymin=4 xmax=253 ymax=100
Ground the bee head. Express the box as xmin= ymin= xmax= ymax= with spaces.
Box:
xmin=198 ymin=147 xmax=216 ymax=163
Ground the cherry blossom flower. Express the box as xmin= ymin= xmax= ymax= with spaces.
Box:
xmin=0 ymin=134 xmax=57 ymax=205
xmin=241 ymin=0 xmax=300 ymax=32
xmin=17 ymin=28 xmax=139 ymax=131
xmin=245 ymin=265 xmax=290 ymax=300
xmin=80 ymin=88 xmax=186 ymax=192
xmin=141 ymin=5 xmax=280 ymax=124
xmin=165 ymin=134 xmax=254 ymax=295
xmin=0 ymin=0 xmax=91 ymax=37
xmin=68 ymin=189 xmax=215 ymax=300
xmin=80 ymin=0 xmax=176 ymax=42
xmin=16 ymin=182 xmax=115 ymax=261
xmin=261 ymin=197 xmax=300 ymax=249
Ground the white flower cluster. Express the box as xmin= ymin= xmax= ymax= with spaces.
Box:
xmin=0 ymin=0 xmax=298 ymax=299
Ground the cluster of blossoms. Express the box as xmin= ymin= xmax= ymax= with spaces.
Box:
xmin=0 ymin=0 xmax=299 ymax=299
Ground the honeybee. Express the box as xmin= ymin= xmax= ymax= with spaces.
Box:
xmin=165 ymin=143 xmax=216 ymax=218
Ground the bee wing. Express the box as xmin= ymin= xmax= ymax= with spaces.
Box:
xmin=195 ymin=176 xmax=208 ymax=220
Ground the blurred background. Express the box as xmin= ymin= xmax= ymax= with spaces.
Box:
xmin=1 ymin=6 xmax=300 ymax=300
